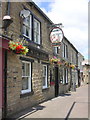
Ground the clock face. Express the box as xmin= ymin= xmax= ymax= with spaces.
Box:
xmin=50 ymin=27 xmax=64 ymax=45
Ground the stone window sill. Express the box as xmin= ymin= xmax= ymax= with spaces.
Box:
xmin=61 ymin=83 xmax=68 ymax=85
xmin=42 ymin=87 xmax=49 ymax=92
xmin=20 ymin=91 xmax=34 ymax=98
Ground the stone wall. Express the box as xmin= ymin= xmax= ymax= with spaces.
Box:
xmin=7 ymin=51 xmax=55 ymax=116
xmin=1 ymin=1 xmax=78 ymax=117
xmin=83 ymin=65 xmax=90 ymax=84
xmin=2 ymin=2 xmax=55 ymax=116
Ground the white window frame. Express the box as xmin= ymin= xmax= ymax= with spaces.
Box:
xmin=74 ymin=53 xmax=76 ymax=64
xmin=42 ymin=65 xmax=48 ymax=89
xmin=21 ymin=61 xmax=31 ymax=94
xmin=63 ymin=43 xmax=68 ymax=59
xmin=63 ymin=68 xmax=65 ymax=84
xmin=62 ymin=43 xmax=64 ymax=58
xmin=63 ymin=68 xmax=68 ymax=84
xmin=66 ymin=69 xmax=68 ymax=83
xmin=71 ymin=51 xmax=73 ymax=63
xmin=34 ymin=18 xmax=40 ymax=44
xmin=22 ymin=15 xmax=32 ymax=40
xmin=54 ymin=47 xmax=58 ymax=54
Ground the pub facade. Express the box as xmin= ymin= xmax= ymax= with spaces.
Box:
xmin=0 ymin=1 xmax=79 ymax=118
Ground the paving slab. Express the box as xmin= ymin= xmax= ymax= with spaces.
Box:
xmin=16 ymin=85 xmax=88 ymax=119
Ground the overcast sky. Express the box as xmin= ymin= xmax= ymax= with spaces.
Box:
xmin=33 ymin=0 xmax=88 ymax=59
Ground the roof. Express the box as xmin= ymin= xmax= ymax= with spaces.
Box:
xmin=64 ymin=36 xmax=78 ymax=53
xmin=27 ymin=1 xmax=53 ymax=24
xmin=78 ymin=52 xmax=84 ymax=58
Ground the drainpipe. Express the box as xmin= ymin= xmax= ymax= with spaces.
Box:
xmin=7 ymin=0 xmax=10 ymax=15
xmin=3 ymin=50 xmax=7 ymax=119
xmin=3 ymin=1 xmax=10 ymax=119
xmin=70 ymin=67 xmax=72 ymax=91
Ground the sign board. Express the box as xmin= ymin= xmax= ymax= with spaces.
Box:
xmin=50 ymin=27 xmax=64 ymax=46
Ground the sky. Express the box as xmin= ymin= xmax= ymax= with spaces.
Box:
xmin=33 ymin=0 xmax=89 ymax=59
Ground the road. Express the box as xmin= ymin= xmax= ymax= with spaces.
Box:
xmin=18 ymin=85 xmax=88 ymax=119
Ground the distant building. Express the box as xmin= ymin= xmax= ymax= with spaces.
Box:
xmin=78 ymin=53 xmax=84 ymax=86
xmin=82 ymin=60 xmax=90 ymax=85
xmin=61 ymin=37 xmax=78 ymax=92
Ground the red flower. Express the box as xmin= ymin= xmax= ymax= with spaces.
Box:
xmin=58 ymin=61 xmax=62 ymax=64
xmin=16 ymin=45 xmax=23 ymax=50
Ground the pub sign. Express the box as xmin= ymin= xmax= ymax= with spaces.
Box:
xmin=50 ymin=27 xmax=64 ymax=46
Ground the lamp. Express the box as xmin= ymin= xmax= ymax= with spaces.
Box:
xmin=2 ymin=15 xmax=13 ymax=29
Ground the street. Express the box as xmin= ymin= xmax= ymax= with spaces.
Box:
xmin=17 ymin=85 xmax=88 ymax=119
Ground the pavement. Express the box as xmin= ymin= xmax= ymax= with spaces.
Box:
xmin=16 ymin=85 xmax=88 ymax=120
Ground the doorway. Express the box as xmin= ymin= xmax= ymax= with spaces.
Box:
xmin=55 ymin=66 xmax=59 ymax=97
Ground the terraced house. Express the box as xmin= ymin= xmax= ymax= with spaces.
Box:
xmin=52 ymin=36 xmax=78 ymax=96
xmin=0 ymin=1 xmax=79 ymax=119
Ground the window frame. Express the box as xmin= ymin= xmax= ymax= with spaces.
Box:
xmin=21 ymin=10 xmax=41 ymax=45
xmin=34 ymin=18 xmax=41 ymax=44
xmin=54 ymin=47 xmax=59 ymax=55
xmin=21 ymin=61 xmax=32 ymax=94
xmin=22 ymin=14 xmax=32 ymax=40
xmin=63 ymin=42 xmax=68 ymax=59
xmin=71 ymin=51 xmax=73 ymax=63
xmin=42 ymin=64 xmax=48 ymax=89
xmin=63 ymin=68 xmax=68 ymax=84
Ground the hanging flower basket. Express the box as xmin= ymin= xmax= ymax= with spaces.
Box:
xmin=69 ymin=64 xmax=75 ymax=69
xmin=50 ymin=56 xmax=60 ymax=64
xmin=8 ymin=41 xmax=29 ymax=55
xmin=64 ymin=61 xmax=69 ymax=67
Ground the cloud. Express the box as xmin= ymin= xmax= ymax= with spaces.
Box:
xmin=36 ymin=0 xmax=88 ymax=59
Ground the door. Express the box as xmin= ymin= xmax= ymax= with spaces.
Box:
xmin=55 ymin=66 xmax=59 ymax=97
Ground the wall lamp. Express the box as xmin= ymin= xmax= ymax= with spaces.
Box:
xmin=2 ymin=15 xmax=13 ymax=30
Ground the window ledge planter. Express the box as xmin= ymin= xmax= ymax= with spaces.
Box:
xmin=8 ymin=41 xmax=29 ymax=55
xmin=69 ymin=64 xmax=75 ymax=69
xmin=50 ymin=56 xmax=60 ymax=65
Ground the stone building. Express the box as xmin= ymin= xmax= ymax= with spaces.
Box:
xmin=82 ymin=60 xmax=90 ymax=85
xmin=78 ymin=52 xmax=84 ymax=86
xmin=1 ymin=1 xmax=54 ymax=118
xmin=50 ymin=35 xmax=78 ymax=96
xmin=61 ymin=36 xmax=78 ymax=92
xmin=83 ymin=64 xmax=90 ymax=84
xmin=0 ymin=1 xmax=79 ymax=119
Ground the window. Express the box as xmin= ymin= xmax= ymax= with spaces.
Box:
xmin=34 ymin=19 xmax=40 ymax=44
xmin=63 ymin=43 xmax=68 ymax=59
xmin=42 ymin=65 xmax=48 ymax=89
xmin=54 ymin=47 xmax=59 ymax=55
xmin=74 ymin=53 xmax=76 ymax=64
xmin=22 ymin=15 xmax=32 ymax=40
xmin=22 ymin=10 xmax=41 ymax=45
xmin=71 ymin=51 xmax=73 ymax=63
xmin=21 ymin=61 xmax=31 ymax=94
xmin=63 ymin=68 xmax=68 ymax=84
